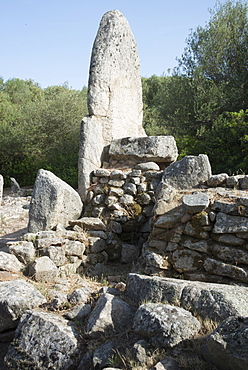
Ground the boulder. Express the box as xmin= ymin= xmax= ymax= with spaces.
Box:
xmin=86 ymin=293 xmax=134 ymax=337
xmin=0 ymin=279 xmax=47 ymax=332
xmin=5 ymin=310 xmax=81 ymax=369
xmin=78 ymin=10 xmax=145 ymax=200
xmin=28 ymin=169 xmax=83 ymax=233
xmin=202 ymin=316 xmax=248 ymax=370
xmin=133 ymin=303 xmax=201 ymax=348
xmin=207 ymin=173 xmax=228 ymax=187
xmin=29 ymin=256 xmax=58 ymax=282
xmin=126 ymin=273 xmax=248 ymax=321
xmin=0 ymin=251 xmax=24 ymax=272
xmin=109 ymin=136 xmax=178 ymax=164
xmin=8 ymin=241 xmax=36 ymax=264
xmin=160 ymin=154 xmax=212 ymax=191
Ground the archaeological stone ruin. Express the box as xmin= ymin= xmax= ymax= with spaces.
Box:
xmin=1 ymin=9 xmax=248 ymax=370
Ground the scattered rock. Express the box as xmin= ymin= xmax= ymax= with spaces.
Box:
xmin=29 ymin=256 xmax=58 ymax=282
xmin=0 ymin=251 xmax=24 ymax=272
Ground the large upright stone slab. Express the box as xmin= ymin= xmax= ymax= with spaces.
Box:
xmin=28 ymin=169 xmax=83 ymax=233
xmin=78 ymin=10 xmax=146 ymax=200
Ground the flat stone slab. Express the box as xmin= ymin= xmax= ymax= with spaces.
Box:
xmin=126 ymin=273 xmax=248 ymax=322
xmin=182 ymin=192 xmax=210 ymax=213
xmin=213 ymin=212 xmax=248 ymax=233
xmin=109 ymin=136 xmax=178 ymax=163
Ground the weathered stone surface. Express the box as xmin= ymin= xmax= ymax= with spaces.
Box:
xmin=203 ymin=257 xmax=247 ymax=281
xmin=155 ymin=209 xmax=184 ymax=229
xmin=207 ymin=173 xmax=228 ymax=187
xmin=29 ymin=256 xmax=58 ymax=282
xmin=8 ymin=241 xmax=36 ymax=264
xmin=211 ymin=233 xmax=244 ymax=245
xmin=64 ymin=303 xmax=91 ymax=320
xmin=39 ymin=246 xmax=66 ymax=267
xmin=201 ymin=316 xmax=248 ymax=370
xmin=126 ymin=273 xmax=248 ymax=321
xmin=109 ymin=136 xmax=178 ymax=163
xmin=68 ymin=285 xmax=94 ymax=305
xmin=0 ymin=251 xmax=24 ymax=272
xmin=0 ymin=174 xmax=3 ymax=205
xmin=171 ymin=249 xmax=202 ymax=272
xmin=87 ymin=10 xmax=144 ymax=134
xmin=93 ymin=341 xmax=115 ymax=369
xmin=210 ymin=244 xmax=248 ymax=264
xmin=133 ymin=303 xmax=201 ymax=348
xmin=182 ymin=192 xmax=209 ymax=213
xmin=65 ymin=240 xmax=85 ymax=257
xmin=160 ymin=154 xmax=212 ymax=190
xmin=28 ymin=169 xmax=83 ymax=233
xmin=135 ymin=162 xmax=160 ymax=171
xmin=86 ymin=293 xmax=134 ymax=337
xmin=213 ymin=212 xmax=248 ymax=233
xmin=78 ymin=10 xmax=145 ymax=200
xmin=69 ymin=217 xmax=106 ymax=231
xmin=110 ymin=169 xmax=126 ymax=179
xmin=239 ymin=175 xmax=248 ymax=189
xmin=153 ymin=358 xmax=180 ymax=370
xmin=121 ymin=243 xmax=140 ymax=263
xmin=5 ymin=310 xmax=80 ymax=369
xmin=0 ymin=279 xmax=47 ymax=332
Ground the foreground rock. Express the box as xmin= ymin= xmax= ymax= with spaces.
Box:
xmin=28 ymin=169 xmax=83 ymax=233
xmin=5 ymin=310 xmax=81 ymax=369
xmin=0 ymin=279 xmax=47 ymax=332
xmin=202 ymin=316 xmax=248 ymax=370
xmin=86 ymin=293 xmax=134 ymax=337
xmin=0 ymin=251 xmax=24 ymax=272
xmin=126 ymin=273 xmax=248 ymax=321
xmin=133 ymin=303 xmax=201 ymax=348
xmin=78 ymin=10 xmax=146 ymax=200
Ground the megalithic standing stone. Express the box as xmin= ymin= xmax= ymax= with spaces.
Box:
xmin=78 ymin=10 xmax=146 ymax=201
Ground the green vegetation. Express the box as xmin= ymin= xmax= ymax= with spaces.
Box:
xmin=1 ymin=1 xmax=247 ymax=188
xmin=143 ymin=0 xmax=248 ymax=175
xmin=0 ymin=78 xmax=87 ymax=187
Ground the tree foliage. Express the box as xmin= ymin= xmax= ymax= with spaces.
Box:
xmin=0 ymin=78 xmax=87 ymax=187
xmin=143 ymin=0 xmax=248 ymax=174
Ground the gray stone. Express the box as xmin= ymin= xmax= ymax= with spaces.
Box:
xmin=226 ymin=175 xmax=241 ymax=188
xmin=155 ymin=209 xmax=184 ymax=229
xmin=121 ymin=243 xmax=140 ymax=263
xmin=29 ymin=256 xmax=58 ymax=282
xmin=109 ymin=136 xmax=178 ymax=163
xmin=239 ymin=175 xmax=248 ymax=189
xmin=108 ymin=179 xmax=125 ymax=187
xmin=133 ymin=303 xmax=201 ymax=348
xmin=211 ymin=233 xmax=244 ymax=245
xmin=78 ymin=10 xmax=145 ymax=200
xmin=108 ymin=221 xmax=122 ymax=234
xmin=64 ymin=304 xmax=91 ymax=320
xmin=28 ymin=169 xmax=83 ymax=233
xmin=109 ymin=187 xmax=124 ymax=197
xmin=5 ymin=310 xmax=80 ymax=369
xmin=210 ymin=244 xmax=248 ymax=264
xmin=92 ymin=194 xmax=106 ymax=205
xmin=203 ymin=257 xmax=247 ymax=281
xmin=131 ymin=340 xmax=148 ymax=365
xmin=0 ymin=279 xmax=47 ymax=332
xmin=110 ymin=170 xmax=126 ymax=179
xmin=8 ymin=241 xmax=36 ymax=264
xmin=181 ymin=239 xmax=209 ymax=253
xmin=201 ymin=316 xmax=248 ymax=370
xmin=207 ymin=173 xmax=228 ymax=187
xmin=137 ymin=193 xmax=151 ymax=205
xmin=119 ymin=194 xmax=134 ymax=205
xmin=0 ymin=251 xmax=24 ymax=272
xmin=126 ymin=273 xmax=248 ymax=321
xmin=213 ymin=212 xmax=248 ymax=233
xmin=182 ymin=192 xmax=209 ymax=213
xmin=39 ymin=245 xmax=66 ymax=267
xmin=171 ymin=249 xmax=202 ymax=272
xmin=160 ymin=154 xmax=212 ymax=190
xmin=152 ymin=358 xmax=180 ymax=370
xmin=10 ymin=177 xmax=21 ymax=194
xmin=65 ymin=240 xmax=85 ymax=257
xmin=210 ymin=200 xmax=239 ymax=214
xmin=86 ymin=293 xmax=134 ymax=337
xmin=88 ymin=237 xmax=107 ymax=253
xmin=94 ymin=169 xmax=110 ymax=177
xmin=123 ymin=182 xmax=137 ymax=196
xmin=144 ymin=249 xmax=164 ymax=268
xmin=135 ymin=162 xmax=160 ymax=171
xmin=69 ymin=217 xmax=106 ymax=231
xmin=68 ymin=285 xmax=93 ymax=305
xmin=0 ymin=174 xmax=3 ymax=205
xmin=93 ymin=341 xmax=115 ymax=369
xmin=184 ymin=221 xmax=209 ymax=239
